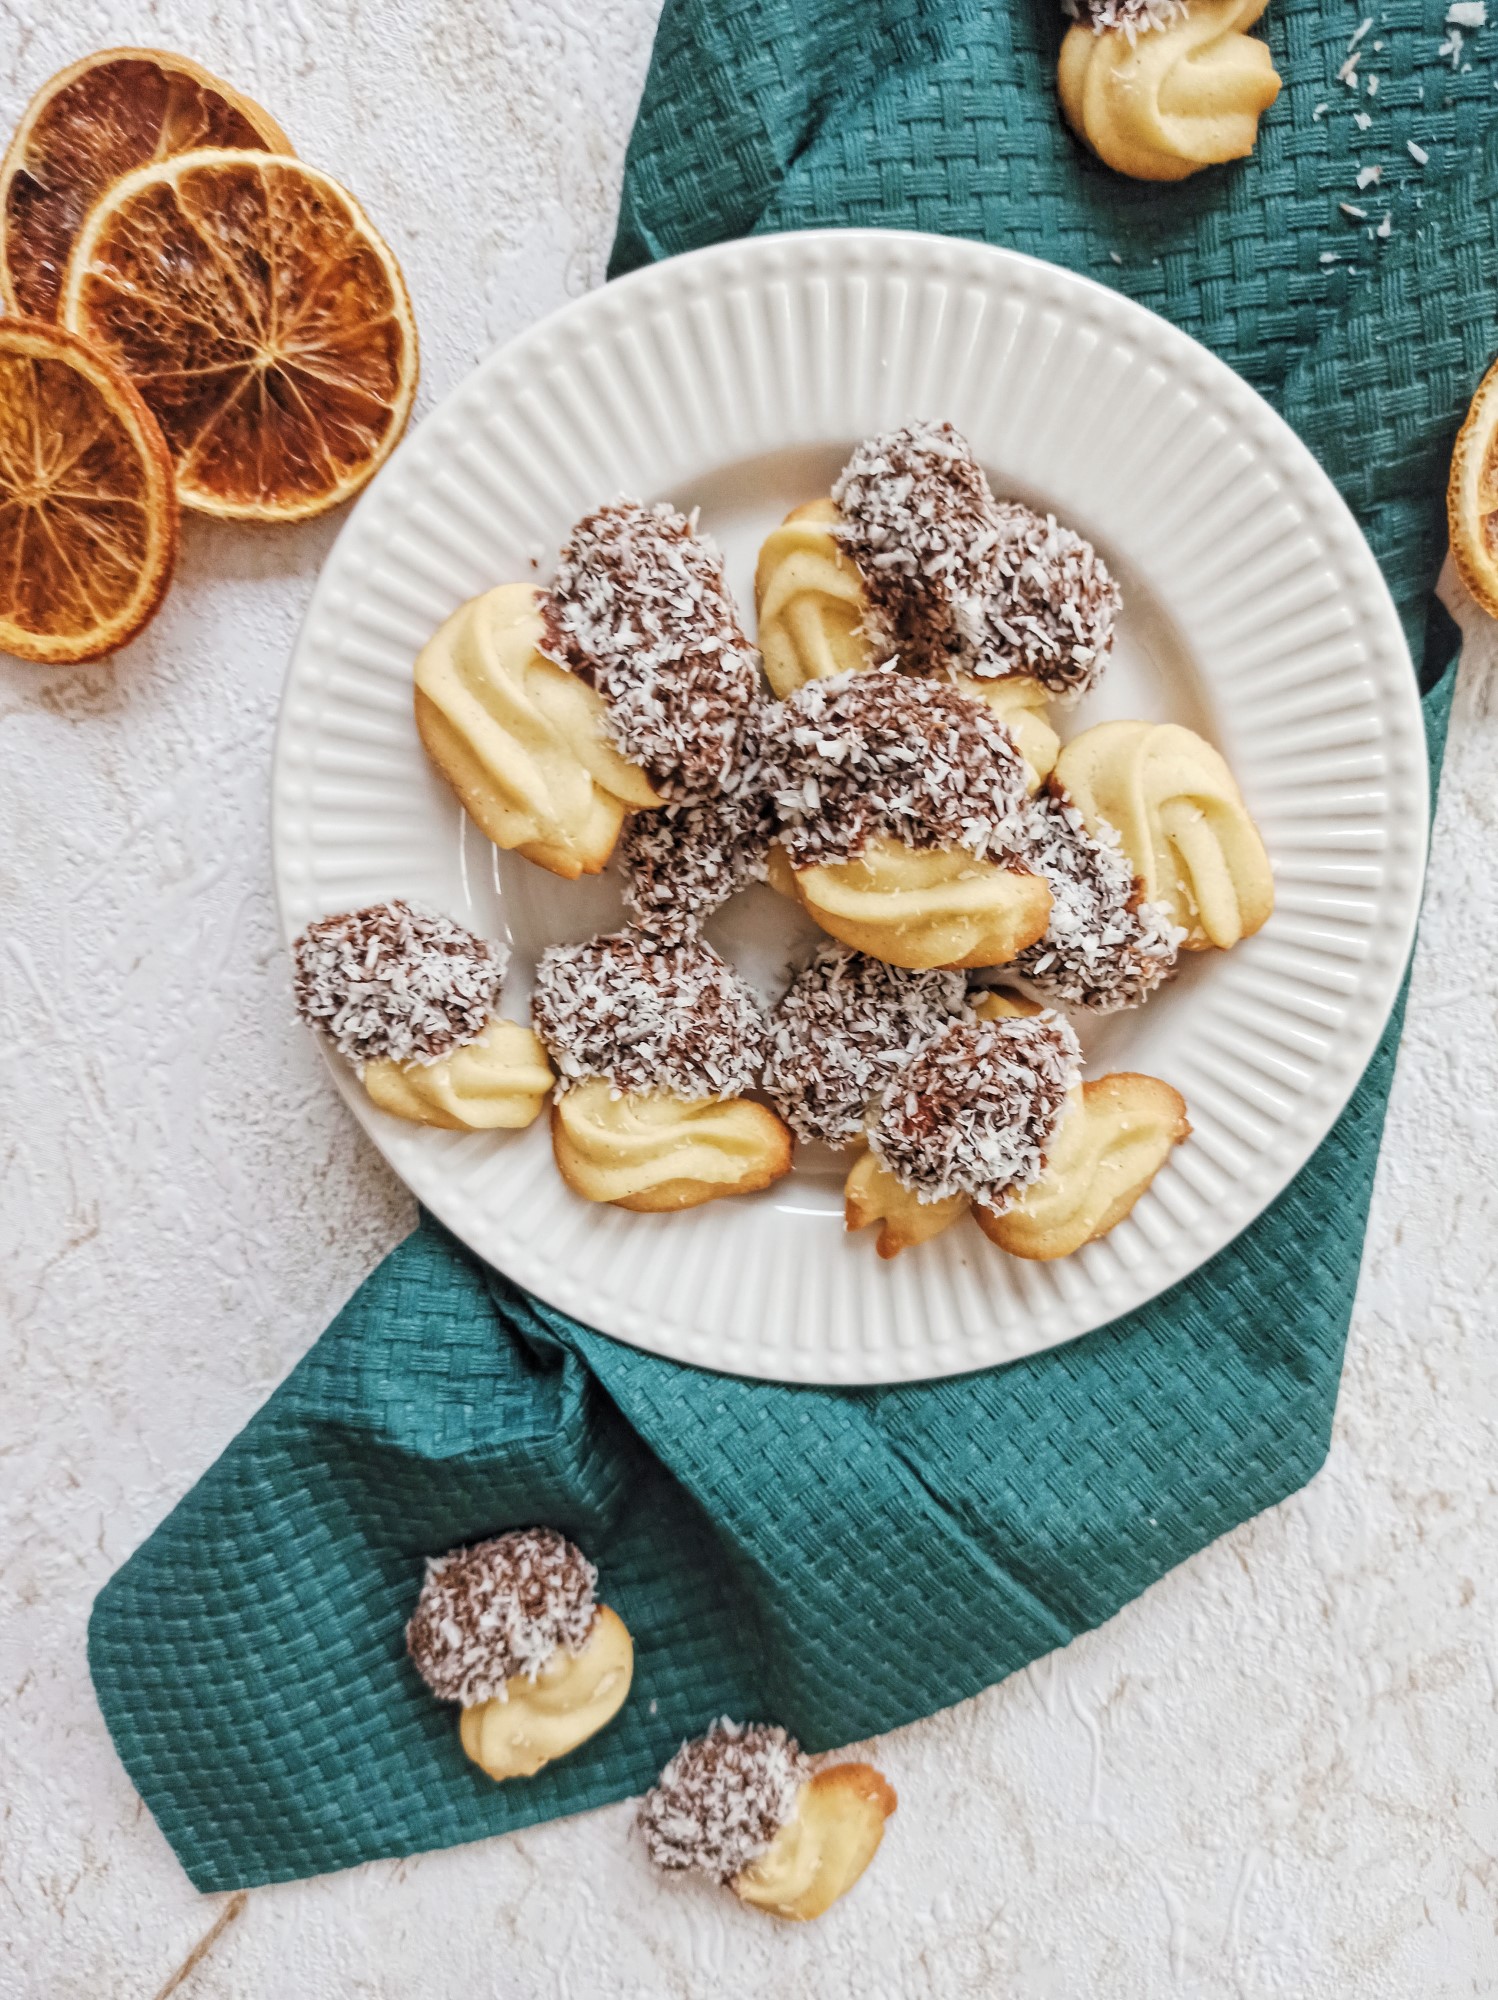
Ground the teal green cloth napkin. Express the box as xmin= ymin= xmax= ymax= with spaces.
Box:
xmin=91 ymin=0 xmax=1486 ymax=1892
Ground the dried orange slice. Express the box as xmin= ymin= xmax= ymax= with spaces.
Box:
xmin=0 ymin=48 xmax=289 ymax=321
xmin=0 ymin=318 xmax=178 ymax=664
xmin=1448 ymin=357 xmax=1498 ymax=618
xmin=62 ymin=149 xmax=418 ymax=522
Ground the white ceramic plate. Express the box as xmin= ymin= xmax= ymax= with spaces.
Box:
xmin=272 ymin=229 xmax=1428 ymax=1386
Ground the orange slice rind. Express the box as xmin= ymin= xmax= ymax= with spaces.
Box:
xmin=1448 ymin=356 xmax=1498 ymax=619
xmin=0 ymin=47 xmax=289 ymax=321
xmin=62 ymin=148 xmax=418 ymax=522
xmin=0 ymin=317 xmax=178 ymax=664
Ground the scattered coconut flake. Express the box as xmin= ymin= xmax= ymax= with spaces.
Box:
xmin=532 ymin=930 xmax=766 ymax=1100
xmin=1355 ymin=164 xmax=1382 ymax=189
xmin=542 ymin=500 xmax=759 ymax=799
xmin=766 ymin=944 xmax=972 ymax=1147
xmin=1377 ymin=213 xmax=1394 ymax=238
xmin=869 ymin=1011 xmax=1081 ymax=1205
xmin=1408 ymin=138 xmax=1429 ymax=163
xmin=1109 ymin=250 xmax=1124 ymax=265
xmin=1354 ymin=111 xmax=1373 ymax=129
xmin=405 ymin=1530 xmax=597 ymax=1707
xmin=1439 ymin=27 xmax=1465 ymax=61
xmin=1367 ymin=73 xmax=1379 ymax=92
xmin=1320 ymin=251 xmax=1341 ymax=264
xmin=640 ymin=1722 xmax=808 ymax=1883
xmin=762 ymin=667 xmax=1030 ymax=869
xmin=1313 ymin=101 xmax=1329 ymax=119
xmin=1012 ymin=797 xmax=1183 ymax=1012
xmin=292 ymin=901 xmax=506 ymax=1070
xmin=1448 ymin=0 xmax=1485 ymax=25
xmin=1340 ymin=202 xmax=1369 ymax=220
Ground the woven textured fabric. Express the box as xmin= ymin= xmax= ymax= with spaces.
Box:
xmin=91 ymin=0 xmax=1481 ymax=1892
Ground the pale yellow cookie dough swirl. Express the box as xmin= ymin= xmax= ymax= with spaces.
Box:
xmin=769 ymin=833 xmax=1053 ymax=972
xmin=458 ymin=1606 xmax=634 ymax=1782
xmin=966 ymin=674 xmax=1060 ymax=795
xmin=755 ymin=501 xmax=1059 ymax=790
xmin=362 ymin=1018 xmax=554 ymax=1130
xmin=552 ymin=1079 xmax=793 ymax=1212
xmin=1053 ymin=719 xmax=1273 ymax=950
xmin=844 ymin=1149 xmax=971 ymax=1258
xmin=977 ymin=1074 xmax=1190 ymax=1260
xmin=1058 ymin=0 xmax=1282 ymax=183
xmin=415 ymin=583 xmax=662 ymax=880
xmin=735 ymin=1764 xmax=899 ymax=1922
xmin=756 ymin=499 xmax=871 ymax=695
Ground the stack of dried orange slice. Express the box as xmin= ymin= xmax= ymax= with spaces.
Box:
xmin=0 ymin=48 xmax=419 ymax=664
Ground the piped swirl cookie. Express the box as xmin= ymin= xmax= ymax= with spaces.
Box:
xmin=1052 ymin=720 xmax=1273 ymax=950
xmin=406 ymin=1528 xmax=633 ymax=1781
xmin=639 ymin=1720 xmax=897 ymax=1923
xmin=833 ymin=422 xmax=1121 ymax=700
xmin=292 ymin=900 xmax=553 ymax=1130
xmin=532 ymin=931 xmax=792 ymax=1211
xmin=415 ymin=583 xmax=663 ymax=880
xmin=756 ymin=496 xmax=1061 ymax=791
xmin=868 ymin=1009 xmax=1083 ymax=1211
xmin=415 ymin=502 xmax=760 ymax=880
xmin=1058 ymin=0 xmax=1282 ymax=183
xmin=845 ymin=1000 xmax=1186 ymax=1260
xmin=762 ymin=668 xmax=1051 ymax=970
xmin=976 ymin=1072 xmax=1190 ymax=1259
xmin=542 ymin=500 xmax=761 ymax=798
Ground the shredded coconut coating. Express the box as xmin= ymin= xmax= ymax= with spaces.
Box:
xmin=978 ymin=503 xmax=1121 ymax=699
xmin=832 ymin=420 xmax=1003 ymax=673
xmin=531 ymin=931 xmax=767 ymax=1100
xmin=405 ymin=1529 xmax=598 ymax=1707
xmin=618 ymin=710 xmax=775 ymax=940
xmin=1012 ymin=796 xmax=1183 ymax=1011
xmin=639 ymin=1721 xmax=810 ymax=1882
xmin=832 ymin=422 xmax=1119 ymax=698
xmin=870 ymin=1011 xmax=1082 ymax=1205
xmin=766 ymin=944 xmax=972 ymax=1147
xmin=291 ymin=901 xmax=507 ymax=1069
xmin=763 ymin=668 xmax=1030 ymax=868
xmin=542 ymin=499 xmax=761 ymax=799
xmin=1064 ymin=0 xmax=1185 ymax=35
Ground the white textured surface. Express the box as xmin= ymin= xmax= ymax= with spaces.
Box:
xmin=2 ymin=2 xmax=1496 ymax=1994
xmin=275 ymin=226 xmax=1428 ymax=1382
